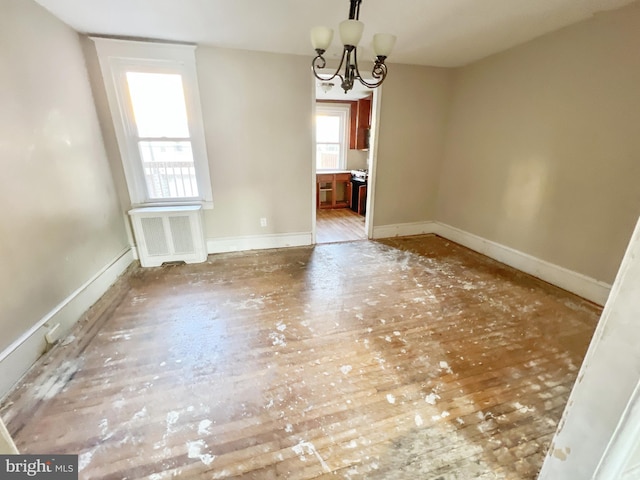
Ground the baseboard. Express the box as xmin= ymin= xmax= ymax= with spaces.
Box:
xmin=0 ymin=247 xmax=135 ymax=399
xmin=372 ymin=221 xmax=437 ymax=239
xmin=372 ymin=220 xmax=610 ymax=305
xmin=432 ymin=222 xmax=611 ymax=305
xmin=0 ymin=418 xmax=18 ymax=454
xmin=207 ymin=232 xmax=313 ymax=254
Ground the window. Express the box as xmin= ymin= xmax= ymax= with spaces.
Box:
xmin=92 ymin=38 xmax=212 ymax=207
xmin=316 ymin=104 xmax=349 ymax=171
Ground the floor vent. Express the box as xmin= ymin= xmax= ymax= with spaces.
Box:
xmin=129 ymin=206 xmax=207 ymax=267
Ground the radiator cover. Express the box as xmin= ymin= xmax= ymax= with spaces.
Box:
xmin=129 ymin=206 xmax=207 ymax=267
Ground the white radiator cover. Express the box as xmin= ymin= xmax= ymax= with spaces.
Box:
xmin=128 ymin=206 xmax=207 ymax=267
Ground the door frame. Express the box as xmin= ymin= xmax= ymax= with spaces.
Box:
xmin=310 ymin=78 xmax=382 ymax=244
xmin=364 ymin=85 xmax=382 ymax=239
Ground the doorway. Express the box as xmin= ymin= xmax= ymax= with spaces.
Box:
xmin=312 ymin=80 xmax=379 ymax=244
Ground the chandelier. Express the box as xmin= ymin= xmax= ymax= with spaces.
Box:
xmin=310 ymin=0 xmax=396 ymax=93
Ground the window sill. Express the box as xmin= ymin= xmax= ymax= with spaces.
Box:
xmin=131 ymin=200 xmax=213 ymax=210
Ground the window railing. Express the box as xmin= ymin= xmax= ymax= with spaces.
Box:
xmin=139 ymin=141 xmax=199 ymax=199
xmin=143 ymin=161 xmax=198 ymax=199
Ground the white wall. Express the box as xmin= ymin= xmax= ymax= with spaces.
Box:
xmin=437 ymin=1 xmax=640 ymax=284
xmin=0 ymin=0 xmax=129 ymax=395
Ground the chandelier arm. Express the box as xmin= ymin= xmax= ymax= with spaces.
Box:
xmin=340 ymin=49 xmax=356 ymax=92
xmin=311 ymin=49 xmax=348 ymax=82
xmin=352 ymin=49 xmax=387 ymax=88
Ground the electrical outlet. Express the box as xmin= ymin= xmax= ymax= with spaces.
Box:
xmin=260 ymin=217 xmax=267 ymax=227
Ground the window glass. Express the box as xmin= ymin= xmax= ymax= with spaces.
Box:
xmin=126 ymin=72 xmax=190 ymax=138
xmin=316 ymin=115 xmax=340 ymax=143
xmin=315 ymin=106 xmax=348 ymax=171
xmin=126 ymin=72 xmax=198 ymax=199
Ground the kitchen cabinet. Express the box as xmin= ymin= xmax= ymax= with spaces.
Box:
xmin=317 ymin=173 xmax=352 ymax=209
xmin=355 ymin=96 xmax=372 ymax=150
xmin=354 ymin=183 xmax=367 ymax=216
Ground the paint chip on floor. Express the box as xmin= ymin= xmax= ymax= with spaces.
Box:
xmin=439 ymin=361 xmax=453 ymax=373
xmin=198 ymin=419 xmax=212 ymax=435
xmin=425 ymin=392 xmax=440 ymax=405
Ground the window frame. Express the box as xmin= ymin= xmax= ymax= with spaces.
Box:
xmin=315 ymin=104 xmax=350 ymax=172
xmin=92 ymin=38 xmax=213 ymax=208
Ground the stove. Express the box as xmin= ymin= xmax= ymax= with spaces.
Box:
xmin=351 ymin=169 xmax=368 ymax=181
xmin=350 ymin=170 xmax=368 ymax=215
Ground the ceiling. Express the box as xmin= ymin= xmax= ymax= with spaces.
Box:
xmin=35 ymin=0 xmax=636 ymax=67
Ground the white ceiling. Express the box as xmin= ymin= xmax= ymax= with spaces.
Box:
xmin=35 ymin=0 xmax=636 ymax=67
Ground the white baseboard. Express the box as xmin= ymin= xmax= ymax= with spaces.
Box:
xmin=372 ymin=221 xmax=437 ymax=239
xmin=0 ymin=247 xmax=135 ymax=399
xmin=207 ymin=232 xmax=312 ymax=254
xmin=432 ymin=222 xmax=611 ymax=305
xmin=0 ymin=418 xmax=18 ymax=454
xmin=372 ymin=220 xmax=610 ymax=305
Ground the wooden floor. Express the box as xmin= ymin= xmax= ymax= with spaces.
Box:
xmin=316 ymin=209 xmax=366 ymax=244
xmin=1 ymin=235 xmax=601 ymax=479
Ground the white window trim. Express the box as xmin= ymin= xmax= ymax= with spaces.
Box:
xmin=316 ymin=104 xmax=350 ymax=171
xmin=92 ymin=38 xmax=213 ymax=208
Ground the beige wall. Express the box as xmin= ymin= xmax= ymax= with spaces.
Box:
xmin=437 ymin=1 xmax=640 ymax=283
xmin=80 ymin=38 xmax=134 ymax=226
xmin=0 ymin=0 xmax=128 ymax=353
xmin=346 ymin=149 xmax=368 ymax=171
xmin=373 ymin=64 xmax=452 ymax=227
xmin=196 ymin=48 xmax=313 ymax=239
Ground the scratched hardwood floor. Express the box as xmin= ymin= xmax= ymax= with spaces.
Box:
xmin=0 ymin=235 xmax=601 ymax=479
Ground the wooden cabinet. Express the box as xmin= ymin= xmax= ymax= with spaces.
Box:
xmin=355 ymin=96 xmax=372 ymax=150
xmin=317 ymin=173 xmax=352 ymax=209
xmin=348 ymin=96 xmax=372 ymax=150
xmin=355 ymin=183 xmax=367 ymax=216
